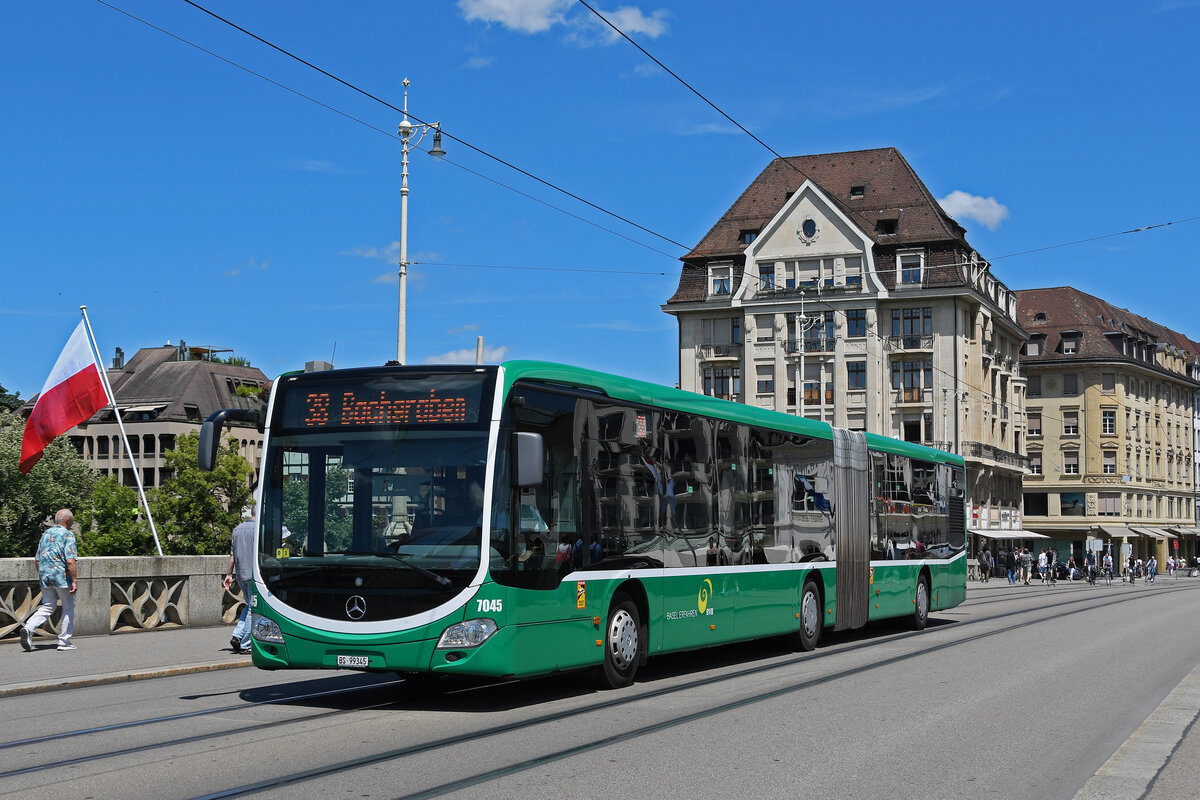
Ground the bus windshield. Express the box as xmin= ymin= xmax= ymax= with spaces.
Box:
xmin=258 ymin=428 xmax=491 ymax=621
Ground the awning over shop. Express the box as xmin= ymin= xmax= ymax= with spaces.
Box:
xmin=1133 ymin=527 xmax=1175 ymax=539
xmin=969 ymin=529 xmax=1050 ymax=540
xmin=1167 ymin=527 xmax=1200 ymax=536
xmin=1098 ymin=525 xmax=1140 ymax=538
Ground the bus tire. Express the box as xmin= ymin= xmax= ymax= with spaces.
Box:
xmin=786 ymin=577 xmax=822 ymax=652
xmin=912 ymin=574 xmax=930 ymax=631
xmin=597 ymin=592 xmax=641 ymax=689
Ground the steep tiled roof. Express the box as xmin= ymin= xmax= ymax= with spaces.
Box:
xmin=1017 ymin=286 xmax=1200 ymax=381
xmin=668 ymin=147 xmax=973 ymax=304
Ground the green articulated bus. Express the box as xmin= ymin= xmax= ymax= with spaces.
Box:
xmin=200 ymin=361 xmax=966 ymax=688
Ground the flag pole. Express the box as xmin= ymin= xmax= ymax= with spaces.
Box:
xmin=80 ymin=306 xmax=164 ymax=556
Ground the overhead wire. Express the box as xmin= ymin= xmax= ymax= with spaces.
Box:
xmin=178 ymin=0 xmax=693 ymax=252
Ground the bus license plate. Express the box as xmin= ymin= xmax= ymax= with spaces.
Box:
xmin=337 ymin=655 xmax=369 ymax=668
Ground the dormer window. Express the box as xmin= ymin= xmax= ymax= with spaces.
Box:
xmin=897 ymin=249 xmax=924 ymax=286
xmin=850 ymin=185 xmax=865 ymax=199
xmin=1026 ymin=334 xmax=1045 ymax=357
xmin=1061 ymin=329 xmax=1081 ymax=355
xmin=876 ymin=218 xmax=899 ymax=235
xmin=1033 ymin=312 xmax=1047 ymax=322
xmin=739 ymin=229 xmax=759 ymax=244
xmin=709 ymin=265 xmax=732 ymax=297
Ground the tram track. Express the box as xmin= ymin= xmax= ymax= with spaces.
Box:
xmin=182 ymin=583 xmax=1192 ymax=800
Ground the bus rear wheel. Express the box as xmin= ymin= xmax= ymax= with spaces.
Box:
xmin=786 ymin=578 xmax=822 ymax=652
xmin=912 ymin=575 xmax=930 ymax=631
xmin=597 ymin=592 xmax=641 ymax=689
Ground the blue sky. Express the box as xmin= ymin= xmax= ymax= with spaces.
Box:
xmin=3 ymin=0 xmax=1198 ymax=399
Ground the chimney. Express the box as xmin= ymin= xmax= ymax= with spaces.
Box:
xmin=112 ymin=347 xmax=124 ymax=369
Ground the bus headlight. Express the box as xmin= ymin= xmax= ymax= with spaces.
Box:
xmin=252 ymin=614 xmax=284 ymax=644
xmin=437 ymin=618 xmax=497 ymax=648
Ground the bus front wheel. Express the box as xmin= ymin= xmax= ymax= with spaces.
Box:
xmin=912 ymin=575 xmax=930 ymax=631
xmin=786 ymin=578 xmax=822 ymax=652
xmin=597 ymin=592 xmax=641 ymax=689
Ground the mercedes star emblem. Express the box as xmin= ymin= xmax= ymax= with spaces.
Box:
xmin=345 ymin=595 xmax=367 ymax=620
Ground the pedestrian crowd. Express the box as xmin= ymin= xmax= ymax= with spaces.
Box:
xmin=977 ymin=544 xmax=1197 ymax=587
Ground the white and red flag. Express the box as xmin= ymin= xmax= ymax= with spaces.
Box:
xmin=20 ymin=320 xmax=109 ymax=474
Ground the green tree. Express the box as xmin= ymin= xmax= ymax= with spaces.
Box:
xmin=0 ymin=383 xmax=22 ymax=413
xmin=0 ymin=411 xmax=96 ymax=557
xmin=151 ymin=431 xmax=254 ymax=555
xmin=280 ymin=462 xmax=352 ymax=553
xmin=77 ymin=475 xmax=153 ymax=556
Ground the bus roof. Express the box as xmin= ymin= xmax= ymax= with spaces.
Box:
xmin=499 ymin=359 xmax=964 ymax=467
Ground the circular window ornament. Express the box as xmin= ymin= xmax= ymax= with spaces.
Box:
xmin=797 ymin=217 xmax=820 ymax=245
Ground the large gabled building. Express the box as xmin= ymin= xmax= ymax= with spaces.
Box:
xmin=1016 ymin=287 xmax=1200 ymax=566
xmin=663 ymin=147 xmax=1029 ymax=541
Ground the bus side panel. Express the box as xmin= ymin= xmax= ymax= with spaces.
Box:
xmin=736 ymin=566 xmax=801 ymax=640
xmin=866 ymin=562 xmax=920 ymax=620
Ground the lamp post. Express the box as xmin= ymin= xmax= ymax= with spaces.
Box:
xmin=796 ymin=290 xmax=819 ymax=418
xmin=396 ymin=77 xmax=445 ymax=365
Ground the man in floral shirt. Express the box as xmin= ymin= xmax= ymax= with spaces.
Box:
xmin=20 ymin=509 xmax=79 ymax=652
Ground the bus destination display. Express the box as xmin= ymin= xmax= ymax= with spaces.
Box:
xmin=280 ymin=376 xmax=486 ymax=428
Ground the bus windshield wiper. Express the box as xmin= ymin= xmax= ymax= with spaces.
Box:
xmin=342 ymin=551 xmax=452 ymax=586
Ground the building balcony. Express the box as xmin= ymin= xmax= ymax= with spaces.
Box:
xmin=784 ymin=337 xmax=835 ymax=356
xmin=753 ymin=278 xmax=864 ymax=300
xmin=963 ymin=440 xmax=1029 ymax=471
xmin=695 ymin=343 xmax=743 ymax=361
xmin=886 ymin=334 xmax=934 ymax=352
xmin=894 ymin=387 xmax=932 ymax=406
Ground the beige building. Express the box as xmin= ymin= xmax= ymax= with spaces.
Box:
xmin=37 ymin=341 xmax=268 ymax=487
xmin=1017 ymin=287 xmax=1200 ymax=567
xmin=663 ymin=148 xmax=1028 ymax=538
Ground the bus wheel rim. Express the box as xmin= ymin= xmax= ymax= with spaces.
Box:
xmin=917 ymin=582 xmax=929 ymax=616
xmin=608 ymin=609 xmax=638 ymax=669
xmin=802 ymin=590 xmax=819 ymax=637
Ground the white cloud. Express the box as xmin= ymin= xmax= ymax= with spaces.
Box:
xmin=425 ymin=345 xmax=511 ymax=364
xmin=463 ymin=56 xmax=495 ymax=69
xmin=458 ymin=0 xmax=571 ymax=34
xmin=938 ymin=190 xmax=1011 ymax=231
xmin=459 ymin=0 xmax=669 ymax=45
xmin=448 ymin=323 xmax=481 ymax=335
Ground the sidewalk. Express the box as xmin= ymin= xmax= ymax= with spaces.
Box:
xmin=2 ymin=625 xmax=252 ymax=698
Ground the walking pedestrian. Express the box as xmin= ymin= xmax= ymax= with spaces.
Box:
xmin=19 ymin=509 xmax=79 ymax=652
xmin=1048 ymin=549 xmax=1059 ymax=585
xmin=1037 ymin=548 xmax=1048 ymax=583
xmin=1019 ymin=547 xmax=1033 ymax=585
xmin=223 ymin=508 xmax=256 ymax=654
xmin=979 ymin=546 xmax=993 ymax=583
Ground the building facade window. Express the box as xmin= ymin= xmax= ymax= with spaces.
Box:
xmin=1102 ymin=409 xmax=1116 ymax=435
xmin=758 ymin=264 xmax=774 ymax=291
xmin=703 ymin=366 xmax=741 ymax=400
xmin=847 ymin=361 xmax=867 ymax=389
xmin=1102 ymin=372 xmax=1116 ymax=393
xmin=1103 ymin=450 xmax=1116 ymax=474
xmin=1063 ymin=374 xmax=1078 ymax=395
xmin=1028 ymin=412 xmax=1042 ymax=436
xmin=1063 ymin=450 xmax=1079 ymax=474
xmin=846 ymin=308 xmax=867 ymax=337
xmin=1063 ymin=411 xmax=1079 ymax=436
xmin=1029 ymin=452 xmax=1042 ymax=474
xmin=1098 ymin=492 xmax=1120 ymax=516
xmin=1028 ymin=375 xmax=1042 ymax=396
xmin=892 ymin=307 xmax=933 ymax=336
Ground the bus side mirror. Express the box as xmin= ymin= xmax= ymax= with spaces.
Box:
xmin=513 ymin=432 xmax=543 ymax=488
xmin=198 ymin=408 xmax=261 ymax=472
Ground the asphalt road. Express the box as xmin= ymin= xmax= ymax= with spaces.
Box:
xmin=3 ymin=578 xmax=1198 ymax=800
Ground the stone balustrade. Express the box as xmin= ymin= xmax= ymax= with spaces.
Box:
xmin=0 ymin=556 xmax=243 ymax=640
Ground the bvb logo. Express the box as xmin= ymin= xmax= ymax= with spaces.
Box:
xmin=698 ymin=579 xmax=712 ymax=614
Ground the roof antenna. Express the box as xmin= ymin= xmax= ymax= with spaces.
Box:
xmin=330 ymin=341 xmax=337 ymax=368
